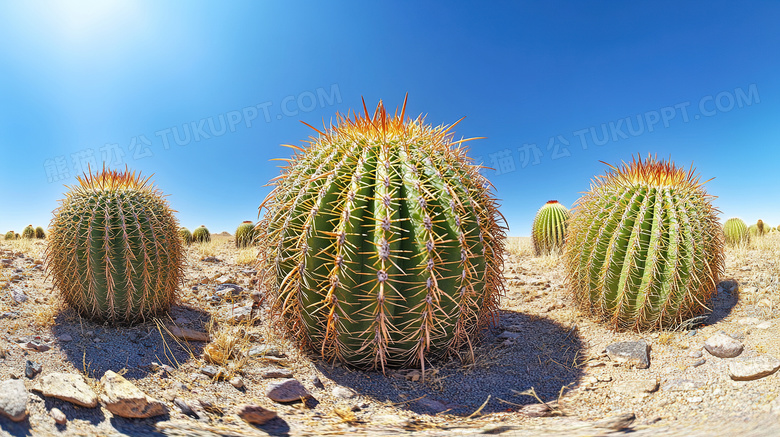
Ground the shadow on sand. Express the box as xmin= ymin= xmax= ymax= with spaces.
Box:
xmin=701 ymin=279 xmax=740 ymax=327
xmin=317 ymin=309 xmax=585 ymax=416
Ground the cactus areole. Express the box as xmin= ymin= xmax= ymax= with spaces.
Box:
xmin=46 ymin=167 xmax=184 ymax=324
xmin=564 ymin=155 xmax=724 ymax=331
xmin=257 ymin=98 xmax=506 ymax=372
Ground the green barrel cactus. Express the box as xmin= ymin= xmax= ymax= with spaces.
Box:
xmin=192 ymin=225 xmax=211 ymax=243
xmin=564 ymin=155 xmax=724 ymax=331
xmin=235 ymin=221 xmax=256 ymax=248
xmin=749 ymin=224 xmax=758 ymax=237
xmin=723 ymin=218 xmax=748 ymax=246
xmin=179 ymin=227 xmax=193 ymax=246
xmin=257 ymin=98 xmax=506 ymax=371
xmin=45 ymin=167 xmax=184 ymax=324
xmin=22 ymin=225 xmax=35 ymax=239
xmin=35 ymin=226 xmax=46 ymax=239
xmin=4 ymin=231 xmax=15 ymax=240
xmin=531 ymin=200 xmax=570 ymax=255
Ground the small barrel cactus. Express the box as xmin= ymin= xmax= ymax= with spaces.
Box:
xmin=258 ymin=98 xmax=506 ymax=372
xmin=564 ymin=155 xmax=724 ymax=331
xmin=235 ymin=221 xmax=256 ymax=248
xmin=748 ymin=224 xmax=758 ymax=236
xmin=192 ymin=225 xmax=211 ymax=243
xmin=179 ymin=227 xmax=193 ymax=246
xmin=35 ymin=226 xmax=46 ymax=239
xmin=22 ymin=225 xmax=35 ymax=239
xmin=531 ymin=200 xmax=570 ymax=255
xmin=45 ymin=167 xmax=184 ymax=323
xmin=723 ymin=218 xmax=749 ymax=246
xmin=757 ymin=219 xmax=766 ymax=236
xmin=4 ymin=231 xmax=15 ymax=240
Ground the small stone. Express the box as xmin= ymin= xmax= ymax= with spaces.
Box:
xmin=687 ymin=396 xmax=703 ymax=404
xmin=227 ymin=304 xmax=256 ymax=324
xmin=692 ymin=359 xmax=706 ymax=367
xmin=332 ymin=386 xmax=357 ymax=399
xmin=25 ymin=360 xmax=42 ymax=379
xmin=200 ymin=365 xmax=226 ymax=379
xmin=237 ymin=404 xmax=277 ymax=425
xmin=661 ymin=379 xmax=705 ymax=392
xmin=311 ymin=376 xmax=325 ymax=389
xmin=230 ymin=377 xmax=244 ymax=389
xmin=50 ymin=407 xmax=67 ymax=425
xmin=606 ymin=340 xmax=650 ymax=369
xmin=0 ymin=259 xmax=11 ymax=266
xmin=23 ymin=340 xmax=50 ymax=352
xmin=1 ymin=311 xmax=20 ymax=320
xmin=33 ymin=373 xmax=98 ymax=408
xmin=612 ymin=378 xmax=659 ymax=396
xmin=261 ymin=368 xmax=294 ymax=379
xmin=58 ymin=334 xmax=73 ymax=342
xmin=704 ymin=332 xmax=743 ymax=358
xmin=687 ymin=330 xmax=698 ymax=336
xmin=595 ymin=412 xmax=636 ymax=430
xmin=0 ymin=379 xmax=28 ymax=422
xmin=689 ymin=349 xmax=703 ymax=358
xmin=100 ymin=370 xmax=168 ymax=418
xmin=728 ymin=355 xmax=780 ymax=381
xmin=174 ymin=397 xmax=196 ymax=416
xmin=249 ymin=344 xmax=286 ymax=358
xmin=168 ymin=326 xmax=210 ymax=342
xmin=266 ymin=378 xmax=312 ymax=403
xmin=215 ymin=283 xmax=243 ymax=295
xmin=201 ymin=256 xmax=221 ymax=263
xmin=756 ymin=322 xmax=772 ymax=330
xmin=10 ymin=289 xmax=27 ymax=304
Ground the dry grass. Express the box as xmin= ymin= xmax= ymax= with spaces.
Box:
xmin=193 ymin=234 xmax=231 ymax=258
xmin=1 ymin=238 xmax=46 ymax=259
xmin=505 ymin=237 xmax=533 ymax=257
xmin=202 ymin=318 xmax=252 ymax=375
xmin=236 ymin=246 xmax=259 ymax=265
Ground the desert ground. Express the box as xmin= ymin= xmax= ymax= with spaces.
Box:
xmin=1 ymin=233 xmax=779 ymax=436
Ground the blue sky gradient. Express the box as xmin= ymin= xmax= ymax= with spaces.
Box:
xmin=1 ymin=1 xmax=778 ymax=236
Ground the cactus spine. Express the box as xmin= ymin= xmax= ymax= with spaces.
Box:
xmin=22 ymin=225 xmax=35 ymax=239
xmin=35 ymin=226 xmax=46 ymax=239
xmin=258 ymin=98 xmax=506 ymax=371
xmin=723 ymin=218 xmax=749 ymax=246
xmin=179 ymin=228 xmax=193 ymax=246
xmin=45 ymin=167 xmax=184 ymax=324
xmin=531 ymin=200 xmax=569 ymax=255
xmin=235 ymin=221 xmax=256 ymax=248
xmin=192 ymin=225 xmax=211 ymax=243
xmin=564 ymin=155 xmax=724 ymax=331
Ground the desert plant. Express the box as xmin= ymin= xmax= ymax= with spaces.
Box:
xmin=14 ymin=233 xmax=19 ymax=239
xmin=257 ymin=98 xmax=506 ymax=372
xmin=21 ymin=225 xmax=35 ymax=239
xmin=749 ymin=224 xmax=758 ymax=237
xmin=4 ymin=231 xmax=15 ymax=240
xmin=35 ymin=226 xmax=46 ymax=239
xmin=723 ymin=218 xmax=749 ymax=246
xmin=564 ymin=155 xmax=724 ymax=331
xmin=179 ymin=227 xmax=193 ymax=246
xmin=531 ymin=200 xmax=569 ymax=255
xmin=757 ymin=219 xmax=766 ymax=236
xmin=235 ymin=221 xmax=256 ymax=248
xmin=45 ymin=167 xmax=184 ymax=323
xmin=192 ymin=225 xmax=211 ymax=243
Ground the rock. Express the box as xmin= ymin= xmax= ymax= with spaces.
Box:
xmin=167 ymin=326 xmax=210 ymax=342
xmin=201 ymin=256 xmax=221 ymax=263
xmin=606 ymin=340 xmax=650 ymax=369
xmin=1 ymin=311 xmax=20 ymax=320
xmin=249 ymin=344 xmax=286 ymax=358
xmin=50 ymin=407 xmax=67 ymax=425
xmin=612 ymin=377 xmax=659 ymax=396
xmin=230 ymin=377 xmax=244 ymax=389
xmin=33 ymin=373 xmax=98 ymax=407
xmin=756 ymin=321 xmax=772 ymax=330
xmin=10 ymin=288 xmax=27 ymax=304
xmin=332 ymin=386 xmax=357 ymax=399
xmin=100 ymin=370 xmax=168 ymax=418
xmin=689 ymin=349 xmax=703 ymax=358
xmin=704 ymin=332 xmax=743 ymax=358
xmin=687 ymin=396 xmax=703 ymax=404
xmin=692 ymin=359 xmax=706 ymax=367
xmin=261 ymin=368 xmax=294 ymax=379
xmin=200 ymin=366 xmax=226 ymax=379
xmin=227 ymin=304 xmax=255 ymax=324
xmin=174 ymin=397 xmax=196 ymax=416
xmin=0 ymin=259 xmax=11 ymax=266
xmin=595 ymin=412 xmax=636 ymax=430
xmin=237 ymin=404 xmax=277 ymax=425
xmin=25 ymin=360 xmax=41 ymax=379
xmin=57 ymin=334 xmax=73 ymax=342
xmin=266 ymin=379 xmax=312 ymax=403
xmin=216 ymin=275 xmax=237 ymax=285
xmin=23 ymin=340 xmax=50 ymax=352
xmin=0 ymin=379 xmax=28 ymax=422
xmin=728 ymin=355 xmax=780 ymax=381
xmin=311 ymin=376 xmax=325 ymax=389
xmin=216 ymin=283 xmax=243 ymax=295
xmin=661 ymin=379 xmax=705 ymax=392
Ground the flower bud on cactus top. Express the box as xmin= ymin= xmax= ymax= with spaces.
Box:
xmin=531 ymin=200 xmax=569 ymax=255
xmin=235 ymin=221 xmax=256 ymax=248
xmin=192 ymin=225 xmax=211 ymax=243
xmin=22 ymin=225 xmax=35 ymax=239
xmin=564 ymin=155 xmax=724 ymax=331
xmin=45 ymin=166 xmax=184 ymax=324
xmin=257 ymin=97 xmax=506 ymax=372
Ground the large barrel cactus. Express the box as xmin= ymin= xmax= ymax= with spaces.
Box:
xmin=257 ymin=98 xmax=506 ymax=371
xmin=235 ymin=221 xmax=256 ymax=248
xmin=531 ymin=200 xmax=569 ymax=255
xmin=192 ymin=225 xmax=211 ymax=243
xmin=45 ymin=167 xmax=184 ymax=324
xmin=22 ymin=225 xmax=35 ymax=239
xmin=564 ymin=155 xmax=724 ymax=331
xmin=723 ymin=218 xmax=748 ymax=246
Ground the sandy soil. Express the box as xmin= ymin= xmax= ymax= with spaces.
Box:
xmin=1 ymin=234 xmax=779 ymax=436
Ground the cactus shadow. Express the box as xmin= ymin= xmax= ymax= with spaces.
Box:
xmin=315 ymin=309 xmax=585 ymax=416
xmin=0 ymin=415 xmax=32 ymax=437
xmin=53 ymin=304 xmax=211 ymax=380
xmin=701 ymin=279 xmax=740 ymax=326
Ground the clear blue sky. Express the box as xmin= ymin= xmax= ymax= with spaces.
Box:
xmin=1 ymin=1 xmax=778 ymax=236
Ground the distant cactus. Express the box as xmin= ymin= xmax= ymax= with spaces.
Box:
xmin=757 ymin=219 xmax=766 ymax=236
xmin=14 ymin=233 xmax=19 ymax=239
xmin=192 ymin=225 xmax=211 ymax=243
xmin=235 ymin=221 xmax=256 ymax=248
xmin=22 ymin=225 xmax=35 ymax=239
xmin=35 ymin=226 xmax=46 ymax=239
xmin=4 ymin=231 xmax=14 ymax=240
xmin=179 ymin=228 xmax=193 ymax=246
xmin=749 ymin=224 xmax=758 ymax=237
xmin=45 ymin=167 xmax=184 ymax=324
xmin=531 ymin=200 xmax=569 ymax=255
xmin=723 ymin=218 xmax=749 ymax=246
xmin=564 ymin=155 xmax=724 ymax=331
